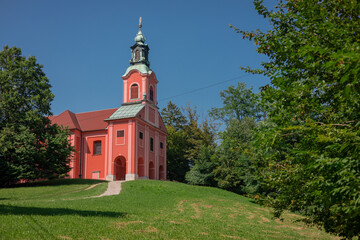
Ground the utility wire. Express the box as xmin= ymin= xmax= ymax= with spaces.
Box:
xmin=158 ymin=74 xmax=251 ymax=102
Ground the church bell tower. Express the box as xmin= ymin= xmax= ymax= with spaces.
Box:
xmin=104 ymin=17 xmax=167 ymax=181
xmin=121 ymin=17 xmax=158 ymax=105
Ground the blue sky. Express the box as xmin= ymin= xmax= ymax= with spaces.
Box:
xmin=0 ymin=0 xmax=276 ymax=117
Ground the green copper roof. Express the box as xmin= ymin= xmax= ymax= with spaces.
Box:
xmin=123 ymin=64 xmax=152 ymax=77
xmin=134 ymin=29 xmax=146 ymax=44
xmin=135 ymin=17 xmax=146 ymax=44
xmin=105 ymin=103 xmax=145 ymax=121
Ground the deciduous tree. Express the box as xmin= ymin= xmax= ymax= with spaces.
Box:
xmin=214 ymin=118 xmax=259 ymax=194
xmin=162 ymin=102 xmax=217 ymax=183
xmin=209 ymin=82 xmax=261 ymax=124
xmin=209 ymin=83 xmax=261 ymax=194
xmin=161 ymin=102 xmax=189 ymax=181
xmin=0 ymin=46 xmax=73 ymax=186
xmin=232 ymin=0 xmax=360 ymax=238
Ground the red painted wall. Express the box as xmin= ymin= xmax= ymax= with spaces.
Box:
xmin=148 ymin=74 xmax=157 ymax=103
xmin=84 ymin=132 xmax=106 ymax=179
xmin=123 ymin=71 xmax=144 ymax=103
xmin=110 ymin=121 xmax=130 ymax=177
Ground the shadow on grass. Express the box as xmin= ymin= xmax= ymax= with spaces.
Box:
xmin=0 ymin=204 xmax=126 ymax=218
xmin=8 ymin=179 xmax=107 ymax=188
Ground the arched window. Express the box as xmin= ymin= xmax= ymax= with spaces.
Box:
xmin=150 ymin=137 xmax=154 ymax=151
xmin=135 ymin=50 xmax=140 ymax=61
xmin=130 ymin=84 xmax=139 ymax=99
xmin=149 ymin=161 xmax=155 ymax=179
xmin=138 ymin=157 xmax=144 ymax=177
xmin=149 ymin=86 xmax=154 ymax=102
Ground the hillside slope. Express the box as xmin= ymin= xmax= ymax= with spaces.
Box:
xmin=0 ymin=180 xmax=339 ymax=239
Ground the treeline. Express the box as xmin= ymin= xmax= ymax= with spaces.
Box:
xmin=163 ymin=1 xmax=360 ymax=239
xmin=162 ymin=82 xmax=261 ymax=196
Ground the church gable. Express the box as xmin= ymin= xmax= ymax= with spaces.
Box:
xmin=49 ymin=110 xmax=81 ymax=131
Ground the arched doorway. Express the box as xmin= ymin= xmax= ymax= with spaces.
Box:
xmin=149 ymin=161 xmax=155 ymax=180
xmin=114 ymin=156 xmax=126 ymax=180
xmin=159 ymin=165 xmax=165 ymax=180
xmin=138 ymin=157 xmax=144 ymax=178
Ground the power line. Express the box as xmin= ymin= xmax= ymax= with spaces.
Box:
xmin=158 ymin=74 xmax=251 ymax=102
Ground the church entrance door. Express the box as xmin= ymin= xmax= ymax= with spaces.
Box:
xmin=114 ymin=156 xmax=126 ymax=180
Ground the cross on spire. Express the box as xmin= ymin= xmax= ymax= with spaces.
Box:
xmin=139 ymin=17 xmax=142 ymax=29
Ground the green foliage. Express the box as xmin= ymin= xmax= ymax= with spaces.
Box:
xmin=253 ymin=122 xmax=360 ymax=239
xmin=162 ymin=102 xmax=217 ymax=183
xmin=209 ymin=83 xmax=261 ymax=195
xmin=160 ymin=101 xmax=187 ymax=131
xmin=0 ymin=46 xmax=73 ymax=186
xmin=184 ymin=104 xmax=216 ymax=165
xmin=182 ymin=105 xmax=217 ymax=186
xmin=209 ymin=82 xmax=261 ymax=123
xmin=233 ymin=0 xmax=360 ymax=238
xmin=161 ymin=101 xmax=190 ymax=182
xmin=214 ymin=118 xmax=260 ymax=195
xmin=165 ymin=125 xmax=190 ymax=182
xmin=185 ymin=145 xmax=216 ymax=186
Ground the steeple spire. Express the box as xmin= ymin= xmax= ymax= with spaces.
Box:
xmin=130 ymin=17 xmax=149 ymax=67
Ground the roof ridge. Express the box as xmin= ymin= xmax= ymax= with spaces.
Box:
xmin=66 ymin=110 xmax=82 ymax=131
xmin=72 ymin=112 xmax=82 ymax=131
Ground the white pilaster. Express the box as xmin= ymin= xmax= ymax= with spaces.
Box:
xmin=128 ymin=120 xmax=133 ymax=175
xmin=155 ymin=131 xmax=159 ymax=179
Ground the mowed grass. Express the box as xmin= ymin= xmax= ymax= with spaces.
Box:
xmin=0 ymin=180 xmax=339 ymax=240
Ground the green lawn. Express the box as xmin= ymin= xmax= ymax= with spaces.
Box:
xmin=0 ymin=179 xmax=339 ymax=240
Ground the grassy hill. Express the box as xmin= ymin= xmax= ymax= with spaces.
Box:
xmin=0 ymin=179 xmax=339 ymax=240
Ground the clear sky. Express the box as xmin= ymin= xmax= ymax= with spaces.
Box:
xmin=0 ymin=0 xmax=276 ymax=117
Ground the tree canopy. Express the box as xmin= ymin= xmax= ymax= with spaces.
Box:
xmin=209 ymin=83 xmax=261 ymax=194
xmin=160 ymin=101 xmax=187 ymax=131
xmin=161 ymin=102 xmax=216 ymax=183
xmin=0 ymin=46 xmax=73 ymax=186
xmin=209 ymin=82 xmax=261 ymax=124
xmin=231 ymin=0 xmax=360 ymax=238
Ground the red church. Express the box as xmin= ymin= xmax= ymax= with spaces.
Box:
xmin=50 ymin=20 xmax=167 ymax=181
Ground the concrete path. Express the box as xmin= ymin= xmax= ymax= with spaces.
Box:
xmin=96 ymin=181 xmax=124 ymax=197
xmin=62 ymin=181 xmax=124 ymax=201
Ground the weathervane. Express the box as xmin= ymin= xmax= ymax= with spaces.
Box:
xmin=139 ymin=17 xmax=142 ymax=29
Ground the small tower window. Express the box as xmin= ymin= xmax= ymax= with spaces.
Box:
xmin=149 ymin=86 xmax=154 ymax=102
xmin=135 ymin=50 xmax=140 ymax=61
xmin=130 ymin=84 xmax=139 ymax=99
xmin=139 ymin=131 xmax=143 ymax=139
